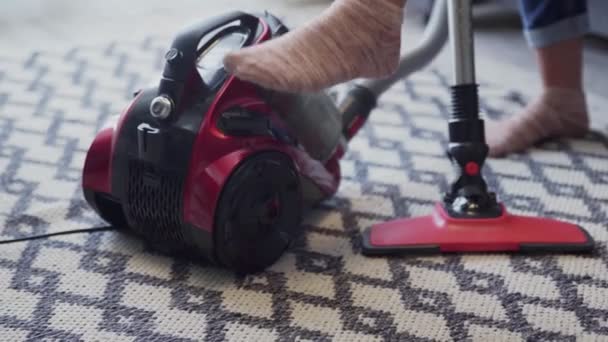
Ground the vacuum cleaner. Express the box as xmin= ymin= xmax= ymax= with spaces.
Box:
xmin=82 ymin=11 xmax=352 ymax=273
xmin=82 ymin=0 xmax=593 ymax=274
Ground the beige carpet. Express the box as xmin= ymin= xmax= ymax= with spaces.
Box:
xmin=2 ymin=1 xmax=608 ymax=341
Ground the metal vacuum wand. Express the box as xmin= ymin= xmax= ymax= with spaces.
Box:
xmin=442 ymin=0 xmax=501 ymax=218
xmin=448 ymin=0 xmax=475 ymax=85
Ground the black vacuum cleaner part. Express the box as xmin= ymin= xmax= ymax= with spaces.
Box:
xmin=0 ymin=227 xmax=117 ymax=245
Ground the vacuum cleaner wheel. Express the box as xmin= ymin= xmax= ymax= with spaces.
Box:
xmin=88 ymin=191 xmax=128 ymax=229
xmin=214 ymin=151 xmax=302 ymax=273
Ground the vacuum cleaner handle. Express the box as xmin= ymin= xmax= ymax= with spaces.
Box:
xmin=153 ymin=12 xmax=260 ymax=119
xmin=162 ymin=11 xmax=259 ymax=82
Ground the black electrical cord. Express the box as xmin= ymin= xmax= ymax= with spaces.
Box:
xmin=0 ymin=226 xmax=117 ymax=244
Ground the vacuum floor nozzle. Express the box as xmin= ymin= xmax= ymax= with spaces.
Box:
xmin=361 ymin=203 xmax=594 ymax=255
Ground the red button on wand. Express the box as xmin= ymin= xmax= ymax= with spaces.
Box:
xmin=465 ymin=162 xmax=479 ymax=176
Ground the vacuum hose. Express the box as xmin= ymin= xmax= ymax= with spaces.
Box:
xmin=339 ymin=85 xmax=378 ymax=141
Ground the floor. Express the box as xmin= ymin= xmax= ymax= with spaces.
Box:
xmin=2 ymin=2 xmax=608 ymax=341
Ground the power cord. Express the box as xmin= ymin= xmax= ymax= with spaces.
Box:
xmin=0 ymin=226 xmax=117 ymax=245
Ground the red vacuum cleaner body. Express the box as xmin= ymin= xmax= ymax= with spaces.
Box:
xmin=82 ymin=12 xmax=348 ymax=273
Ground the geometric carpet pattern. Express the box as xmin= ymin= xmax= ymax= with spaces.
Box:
xmin=1 ymin=36 xmax=608 ymax=341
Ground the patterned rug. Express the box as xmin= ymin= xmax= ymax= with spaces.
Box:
xmin=1 ymin=35 xmax=608 ymax=342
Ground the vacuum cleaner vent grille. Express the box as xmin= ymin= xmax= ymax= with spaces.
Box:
xmin=126 ymin=160 xmax=184 ymax=243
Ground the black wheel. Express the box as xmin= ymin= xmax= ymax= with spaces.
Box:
xmin=213 ymin=151 xmax=302 ymax=274
xmin=84 ymin=190 xmax=128 ymax=228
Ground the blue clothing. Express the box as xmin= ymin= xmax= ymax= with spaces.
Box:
xmin=519 ymin=0 xmax=589 ymax=48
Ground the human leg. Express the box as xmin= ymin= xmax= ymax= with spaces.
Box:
xmin=223 ymin=0 xmax=408 ymax=93
xmin=486 ymin=0 xmax=590 ymax=157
